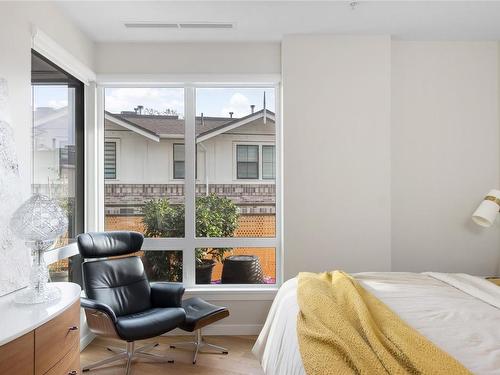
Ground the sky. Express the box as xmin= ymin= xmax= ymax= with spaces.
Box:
xmin=32 ymin=85 xmax=70 ymax=110
xmin=33 ymin=86 xmax=276 ymax=119
xmin=105 ymin=87 xmax=275 ymax=118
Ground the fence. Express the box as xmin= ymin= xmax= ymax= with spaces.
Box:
xmin=105 ymin=214 xmax=277 ymax=282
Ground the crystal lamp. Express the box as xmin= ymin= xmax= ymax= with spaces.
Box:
xmin=9 ymin=194 xmax=68 ymax=304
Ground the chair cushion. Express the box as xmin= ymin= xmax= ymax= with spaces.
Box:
xmin=83 ymin=256 xmax=152 ymax=316
xmin=77 ymin=231 xmax=144 ymax=258
xmin=116 ymin=307 xmax=186 ymax=342
xmin=179 ymin=297 xmax=229 ymax=332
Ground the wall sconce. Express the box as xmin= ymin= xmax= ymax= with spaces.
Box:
xmin=472 ymin=189 xmax=500 ymax=227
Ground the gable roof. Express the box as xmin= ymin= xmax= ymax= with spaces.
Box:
xmin=105 ymin=109 xmax=275 ymax=142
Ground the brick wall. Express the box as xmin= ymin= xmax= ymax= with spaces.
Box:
xmin=105 ymin=183 xmax=276 ymax=214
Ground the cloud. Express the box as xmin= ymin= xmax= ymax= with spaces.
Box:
xmin=221 ymin=93 xmax=252 ymax=118
xmin=105 ymin=88 xmax=184 ymax=116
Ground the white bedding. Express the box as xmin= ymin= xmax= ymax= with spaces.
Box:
xmin=252 ymin=272 xmax=500 ymax=375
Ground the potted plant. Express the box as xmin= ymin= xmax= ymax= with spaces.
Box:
xmin=142 ymin=194 xmax=239 ymax=284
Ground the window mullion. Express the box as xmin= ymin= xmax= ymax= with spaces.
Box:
xmin=184 ymin=87 xmax=196 ymax=287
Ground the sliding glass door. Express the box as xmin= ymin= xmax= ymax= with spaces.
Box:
xmin=31 ymin=50 xmax=84 ymax=283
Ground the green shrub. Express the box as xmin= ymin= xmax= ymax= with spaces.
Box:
xmin=141 ymin=194 xmax=239 ymax=279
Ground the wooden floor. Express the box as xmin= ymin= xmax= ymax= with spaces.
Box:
xmin=81 ymin=335 xmax=264 ymax=375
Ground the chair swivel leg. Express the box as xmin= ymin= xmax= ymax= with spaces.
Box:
xmin=170 ymin=329 xmax=229 ymax=364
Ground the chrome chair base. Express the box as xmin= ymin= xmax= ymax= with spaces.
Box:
xmin=83 ymin=341 xmax=174 ymax=375
xmin=169 ymin=329 xmax=229 ymax=364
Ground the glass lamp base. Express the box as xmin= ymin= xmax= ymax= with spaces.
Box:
xmin=14 ymin=284 xmax=61 ymax=305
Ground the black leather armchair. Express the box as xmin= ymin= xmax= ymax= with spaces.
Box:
xmin=77 ymin=231 xmax=186 ymax=374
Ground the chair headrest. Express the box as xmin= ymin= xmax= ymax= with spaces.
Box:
xmin=77 ymin=231 xmax=144 ymax=258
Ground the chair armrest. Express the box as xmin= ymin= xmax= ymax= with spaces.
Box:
xmin=150 ymin=282 xmax=185 ymax=308
xmin=81 ymin=297 xmax=117 ymax=323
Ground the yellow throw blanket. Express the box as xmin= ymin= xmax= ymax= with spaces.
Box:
xmin=297 ymin=271 xmax=471 ymax=375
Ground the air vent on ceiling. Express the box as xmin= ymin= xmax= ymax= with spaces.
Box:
xmin=179 ymin=23 xmax=233 ymax=29
xmin=124 ymin=22 xmax=234 ymax=30
xmin=124 ymin=23 xmax=178 ymax=28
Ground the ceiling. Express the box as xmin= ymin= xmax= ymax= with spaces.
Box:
xmin=57 ymin=1 xmax=500 ymax=43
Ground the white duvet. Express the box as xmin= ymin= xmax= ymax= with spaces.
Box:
xmin=253 ymin=272 xmax=500 ymax=375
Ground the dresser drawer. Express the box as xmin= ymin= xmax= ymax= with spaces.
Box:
xmin=35 ymin=301 xmax=80 ymax=375
xmin=44 ymin=343 xmax=80 ymax=375
xmin=0 ymin=332 xmax=34 ymax=375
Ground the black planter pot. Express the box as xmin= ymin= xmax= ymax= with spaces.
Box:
xmin=221 ymin=255 xmax=264 ymax=284
xmin=195 ymin=259 xmax=216 ymax=284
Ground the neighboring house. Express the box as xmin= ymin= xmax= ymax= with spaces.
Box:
xmin=104 ymin=108 xmax=276 ymax=218
xmin=32 ymin=106 xmax=76 ymax=198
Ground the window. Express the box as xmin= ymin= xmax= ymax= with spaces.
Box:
xmin=102 ymin=85 xmax=279 ymax=287
xmin=237 ymin=145 xmax=259 ymax=179
xmin=104 ymin=87 xmax=185 ymax=234
xmin=262 ymin=145 xmax=276 ymax=180
xmin=104 ymin=141 xmax=117 ymax=179
xmin=32 ymin=50 xmax=84 ymax=285
xmin=173 ymin=143 xmax=185 ymax=179
xmin=32 ymin=51 xmax=84 ymax=242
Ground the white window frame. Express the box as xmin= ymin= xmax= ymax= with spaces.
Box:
xmin=49 ymin=76 xmax=282 ymax=295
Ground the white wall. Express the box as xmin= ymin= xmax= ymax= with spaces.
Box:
xmin=96 ymin=42 xmax=281 ymax=75
xmin=0 ymin=1 xmax=94 ymax=197
xmin=391 ymin=41 xmax=500 ymax=274
xmin=282 ymin=35 xmax=392 ymax=279
xmin=0 ymin=0 xmax=95 ymax=349
xmin=282 ymin=36 xmax=500 ymax=279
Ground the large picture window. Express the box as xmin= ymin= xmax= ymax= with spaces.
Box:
xmin=31 ymin=50 xmax=84 ymax=283
xmin=102 ymin=85 xmax=280 ymax=287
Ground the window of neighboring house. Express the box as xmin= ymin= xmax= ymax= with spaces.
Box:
xmin=237 ymin=145 xmax=259 ymax=179
xmin=262 ymin=145 xmax=276 ymax=180
xmin=173 ymin=143 xmax=198 ymax=180
xmin=173 ymin=143 xmax=185 ymax=179
xmin=104 ymin=141 xmax=117 ymax=179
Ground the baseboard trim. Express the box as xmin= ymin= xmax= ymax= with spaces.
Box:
xmin=80 ymin=331 xmax=96 ymax=351
xmin=164 ymin=324 xmax=263 ymax=336
xmin=80 ymin=324 xmax=261 ymax=349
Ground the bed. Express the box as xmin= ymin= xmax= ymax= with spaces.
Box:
xmin=253 ymin=272 xmax=500 ymax=375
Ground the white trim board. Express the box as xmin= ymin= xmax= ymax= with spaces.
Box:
xmin=105 ymin=112 xmax=160 ymax=142
xmin=197 ymin=112 xmax=275 ymax=142
xmin=32 ymin=26 xmax=96 ymax=85
xmin=97 ymin=74 xmax=281 ymax=86
xmin=80 ymin=331 xmax=96 ymax=352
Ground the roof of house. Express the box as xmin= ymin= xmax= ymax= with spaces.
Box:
xmin=105 ymin=109 xmax=275 ymax=142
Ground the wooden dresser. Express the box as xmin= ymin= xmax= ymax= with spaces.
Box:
xmin=0 ymin=282 xmax=81 ymax=375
